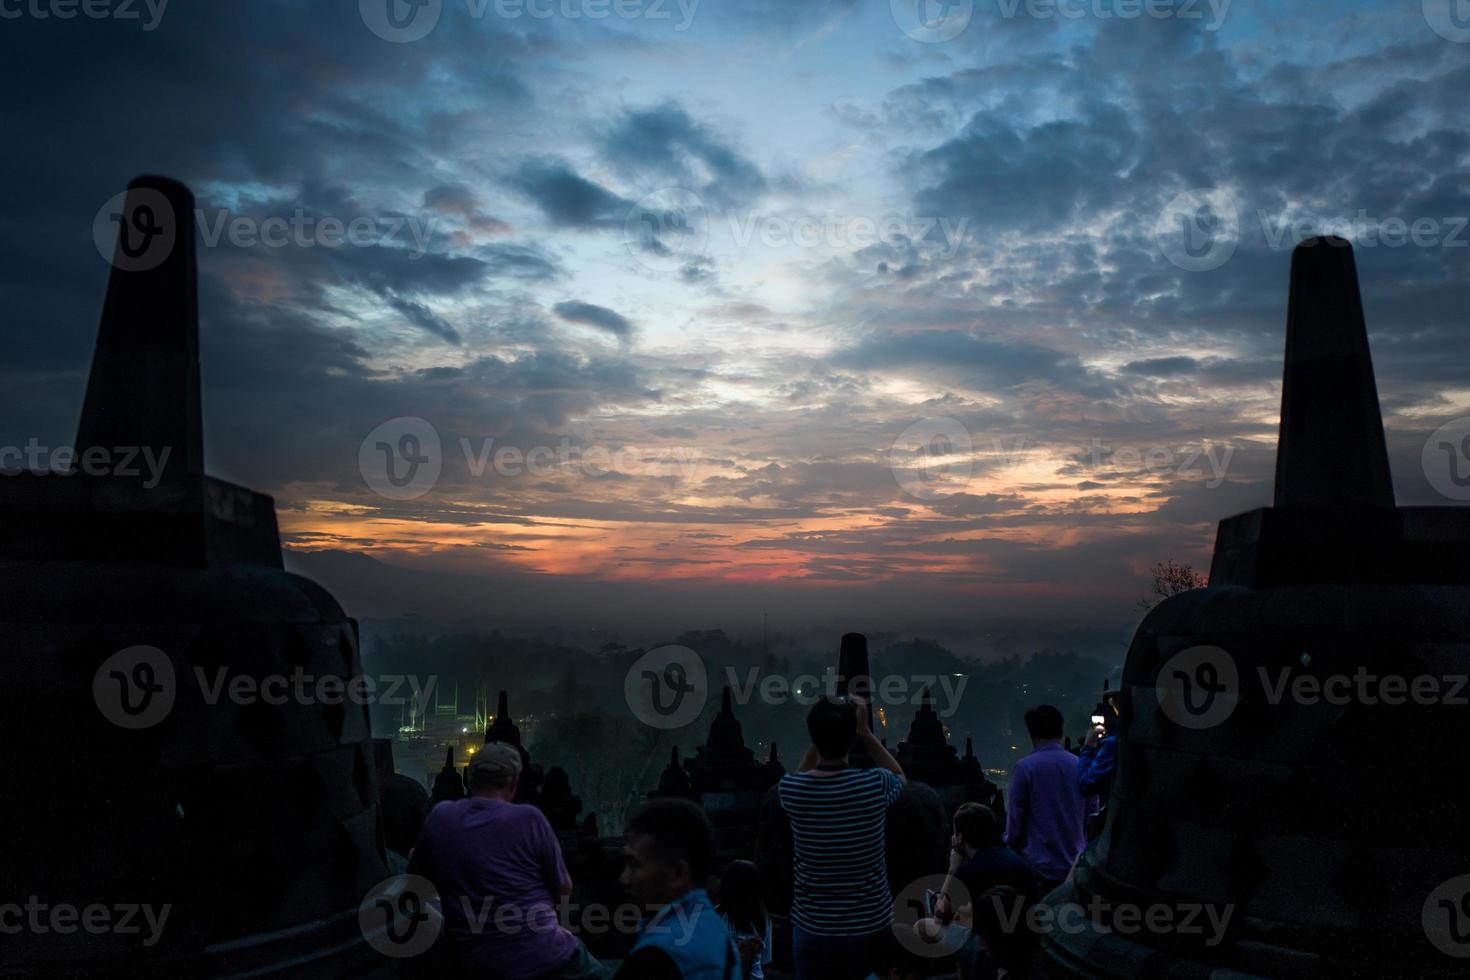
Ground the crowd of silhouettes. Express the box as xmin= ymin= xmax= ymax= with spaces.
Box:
xmin=390 ymin=696 xmax=1102 ymax=979
xmin=899 ymin=702 xmax=1094 ymax=980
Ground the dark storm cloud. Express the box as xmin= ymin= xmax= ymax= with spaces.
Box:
xmin=553 ymin=301 xmax=635 ymax=340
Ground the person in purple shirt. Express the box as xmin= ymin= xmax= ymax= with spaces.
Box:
xmin=1004 ymin=705 xmax=1086 ymax=896
xmin=410 ymin=742 xmax=608 ymax=979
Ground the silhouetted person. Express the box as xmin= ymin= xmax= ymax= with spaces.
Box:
xmin=617 ymin=798 xmax=739 ymax=980
xmin=779 ymin=697 xmax=906 ymax=980
xmin=717 ymin=859 xmax=772 ymax=980
xmin=1004 ymin=705 xmax=1085 ymax=896
xmin=381 ymin=772 xmax=429 ymax=873
xmin=917 ymin=804 xmax=1037 ymax=979
xmin=1077 ymin=705 xmax=1119 ymax=840
xmin=410 ymin=743 xmax=607 ymax=979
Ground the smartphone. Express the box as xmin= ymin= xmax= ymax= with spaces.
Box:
xmin=1091 ymin=713 xmax=1105 ymax=727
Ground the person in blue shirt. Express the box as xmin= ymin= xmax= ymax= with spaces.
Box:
xmin=617 ymin=798 xmax=740 ymax=980
xmin=1076 ymin=710 xmax=1119 ymax=840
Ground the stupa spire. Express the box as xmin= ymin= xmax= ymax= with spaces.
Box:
xmin=77 ymin=176 xmax=203 ymax=484
xmin=1274 ymin=237 xmax=1394 ymax=509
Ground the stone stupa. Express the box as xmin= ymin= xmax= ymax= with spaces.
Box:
xmin=1037 ymin=238 xmax=1470 ymax=977
xmin=0 ymin=177 xmax=388 ymax=975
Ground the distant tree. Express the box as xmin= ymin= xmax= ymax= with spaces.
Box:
xmin=1139 ymin=559 xmax=1208 ymax=610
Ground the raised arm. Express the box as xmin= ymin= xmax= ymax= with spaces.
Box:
xmin=855 ymin=700 xmax=905 ymax=783
xmin=1078 ymin=736 xmax=1117 ymax=797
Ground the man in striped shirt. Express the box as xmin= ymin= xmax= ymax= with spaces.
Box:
xmin=778 ymin=697 xmax=906 ymax=980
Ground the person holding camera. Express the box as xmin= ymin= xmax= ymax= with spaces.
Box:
xmin=778 ymin=696 xmax=906 ymax=980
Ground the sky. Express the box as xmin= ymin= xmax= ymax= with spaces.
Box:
xmin=3 ymin=0 xmax=1469 ymax=653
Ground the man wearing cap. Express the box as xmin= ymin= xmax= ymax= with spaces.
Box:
xmin=410 ymin=741 xmax=608 ymax=979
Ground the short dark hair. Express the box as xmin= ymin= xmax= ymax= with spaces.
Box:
xmin=952 ymin=803 xmax=1002 ymax=848
xmin=807 ymin=697 xmax=857 ymax=758
xmin=1023 ymin=704 xmax=1064 ymax=740
xmin=625 ymin=798 xmax=715 ymax=885
xmin=715 ymin=859 xmax=768 ymax=936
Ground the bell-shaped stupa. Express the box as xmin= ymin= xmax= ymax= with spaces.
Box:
xmin=0 ymin=177 xmax=389 ymax=974
xmin=1038 ymin=238 xmax=1470 ymax=977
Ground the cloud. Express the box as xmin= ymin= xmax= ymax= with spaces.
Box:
xmin=835 ymin=330 xmax=1113 ymax=397
xmin=388 ymin=297 xmax=461 ymax=344
xmin=511 ymin=159 xmax=631 ymax=229
xmin=476 ymin=242 xmax=563 ymax=281
xmin=553 ymin=300 xmax=635 ymax=340
xmin=599 ymin=102 xmax=768 ymax=207
xmin=1122 ymin=357 xmax=1198 ymax=377
xmin=422 ymin=182 xmax=511 ymax=236
xmin=908 ymin=98 xmax=1138 ymax=235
